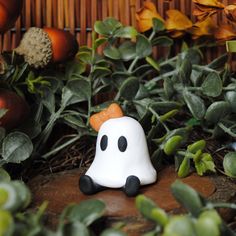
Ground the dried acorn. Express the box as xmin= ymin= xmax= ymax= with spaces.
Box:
xmin=15 ymin=27 xmax=78 ymax=68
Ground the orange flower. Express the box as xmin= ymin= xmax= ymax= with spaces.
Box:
xmin=193 ymin=0 xmax=225 ymax=21
xmin=191 ymin=17 xmax=216 ymax=39
xmin=224 ymin=5 xmax=236 ymax=23
xmin=136 ymin=1 xmax=164 ymax=32
xmin=165 ymin=10 xmax=193 ymax=38
xmin=214 ymin=24 xmax=236 ymax=41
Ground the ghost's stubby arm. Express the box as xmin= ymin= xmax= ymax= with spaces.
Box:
xmin=79 ymin=174 xmax=141 ymax=197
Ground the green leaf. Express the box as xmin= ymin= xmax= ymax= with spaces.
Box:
xmin=0 ymin=127 xmax=5 ymax=143
xmin=152 ymin=18 xmax=165 ymax=32
xmin=94 ymin=18 xmax=122 ymax=36
xmin=104 ymin=45 xmax=121 ymax=60
xmin=164 ymin=77 xmax=174 ymax=99
xmin=66 ymin=61 xmax=86 ymax=79
xmin=101 ymin=229 xmax=127 ymax=236
xmin=225 ymin=91 xmax=236 ymax=113
xmin=62 ymin=200 xmax=105 ymax=226
xmin=61 ymin=221 xmax=90 ymax=236
xmin=150 ymin=101 xmax=181 ymax=114
xmin=114 ymin=26 xmax=137 ymax=38
xmin=118 ymin=77 xmax=140 ymax=100
xmin=136 ymin=34 xmax=152 ymax=59
xmin=187 ymin=140 xmax=206 ymax=154
xmin=184 ymin=48 xmax=203 ymax=65
xmin=159 ymin=109 xmax=178 ymax=122
xmin=226 ymin=40 xmax=236 ymax=52
xmin=67 ymin=78 xmax=91 ymax=102
xmin=171 ymin=180 xmax=204 ymax=217
xmin=94 ymin=38 xmax=107 ymax=50
xmin=12 ymin=181 xmax=31 ymax=209
xmin=0 ymin=109 xmax=7 ymax=119
xmin=76 ymin=52 xmax=92 ymax=64
xmin=205 ymin=101 xmax=231 ymax=124
xmin=135 ymin=84 xmax=149 ymax=100
xmin=208 ymin=53 xmax=228 ymax=69
xmin=61 ymin=87 xmax=84 ymax=107
xmin=178 ymin=156 xmax=190 ymax=178
xmin=0 ymin=168 xmax=10 ymax=181
xmin=92 ymin=67 xmax=111 ymax=79
xmin=223 ymin=152 xmax=236 ymax=177
xmin=103 ymin=18 xmax=123 ymax=31
xmin=194 ymin=153 xmax=216 ymax=176
xmin=164 ymin=127 xmax=191 ymax=144
xmin=201 ymin=72 xmax=222 ymax=97
xmin=183 ymin=90 xmax=205 ymax=120
xmin=151 ymin=36 xmax=173 ymax=47
xmin=163 ymin=215 xmax=196 ymax=236
xmin=163 ymin=135 xmax=183 ymax=156
xmin=2 ymin=132 xmax=33 ymax=164
xmin=178 ymin=59 xmax=192 ymax=84
xmin=41 ymin=88 xmax=55 ymax=113
xmin=119 ymin=41 xmax=136 ymax=61
xmin=146 ymin=57 xmax=160 ymax=72
xmin=136 ymin=195 xmax=158 ymax=221
xmin=63 ymin=114 xmax=86 ymax=129
xmin=94 ymin=21 xmax=111 ymax=36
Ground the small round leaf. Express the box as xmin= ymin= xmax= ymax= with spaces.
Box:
xmin=201 ymin=72 xmax=222 ymax=97
xmin=2 ymin=132 xmax=33 ymax=164
xmin=205 ymin=101 xmax=230 ymax=124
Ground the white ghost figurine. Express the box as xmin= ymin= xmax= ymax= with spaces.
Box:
xmin=79 ymin=116 xmax=157 ymax=196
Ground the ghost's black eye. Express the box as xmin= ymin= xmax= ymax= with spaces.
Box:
xmin=100 ymin=135 xmax=108 ymax=151
xmin=118 ymin=136 xmax=127 ymax=152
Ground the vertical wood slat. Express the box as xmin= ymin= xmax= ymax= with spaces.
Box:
xmin=0 ymin=0 xmax=233 ymax=62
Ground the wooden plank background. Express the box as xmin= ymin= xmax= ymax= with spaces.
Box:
xmin=0 ymin=0 xmax=234 ymax=61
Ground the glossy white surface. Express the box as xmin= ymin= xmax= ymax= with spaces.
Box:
xmin=86 ymin=116 xmax=157 ymax=188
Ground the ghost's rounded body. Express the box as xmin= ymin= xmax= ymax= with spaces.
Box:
xmin=84 ymin=116 xmax=157 ymax=190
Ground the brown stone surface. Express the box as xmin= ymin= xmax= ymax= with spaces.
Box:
xmin=29 ymin=166 xmax=236 ymax=235
xmin=29 ymin=166 xmax=215 ymax=217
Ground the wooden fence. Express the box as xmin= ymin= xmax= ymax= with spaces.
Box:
xmin=0 ymin=0 xmax=235 ymax=63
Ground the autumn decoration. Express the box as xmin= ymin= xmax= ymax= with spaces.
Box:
xmin=1 ymin=0 xmax=236 ymax=235
xmin=136 ymin=0 xmax=236 ymax=42
xmin=15 ymin=27 xmax=79 ymax=68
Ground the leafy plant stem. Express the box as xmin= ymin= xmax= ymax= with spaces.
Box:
xmin=35 ymin=201 xmax=48 ymax=223
xmin=147 ymin=70 xmax=177 ymax=84
xmin=193 ymin=65 xmax=218 ymax=73
xmin=218 ymin=123 xmax=236 ymax=138
xmin=177 ymin=151 xmax=195 ymax=159
xmin=0 ymin=160 xmax=6 ymax=166
xmin=42 ymin=135 xmax=81 ymax=159
xmin=36 ymin=106 xmax=65 ymax=149
xmin=86 ymin=91 xmax=92 ymax=126
xmin=148 ymin=107 xmax=170 ymax=132
xmin=206 ymin=202 xmax=236 ymax=210
xmin=128 ymin=30 xmax=156 ymax=73
xmin=159 ymin=55 xmax=178 ymax=67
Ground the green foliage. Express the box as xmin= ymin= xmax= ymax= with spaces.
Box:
xmin=223 ymin=152 xmax=236 ymax=177
xmin=136 ymin=181 xmax=236 ymax=236
xmin=0 ymin=15 xmax=236 ymax=236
